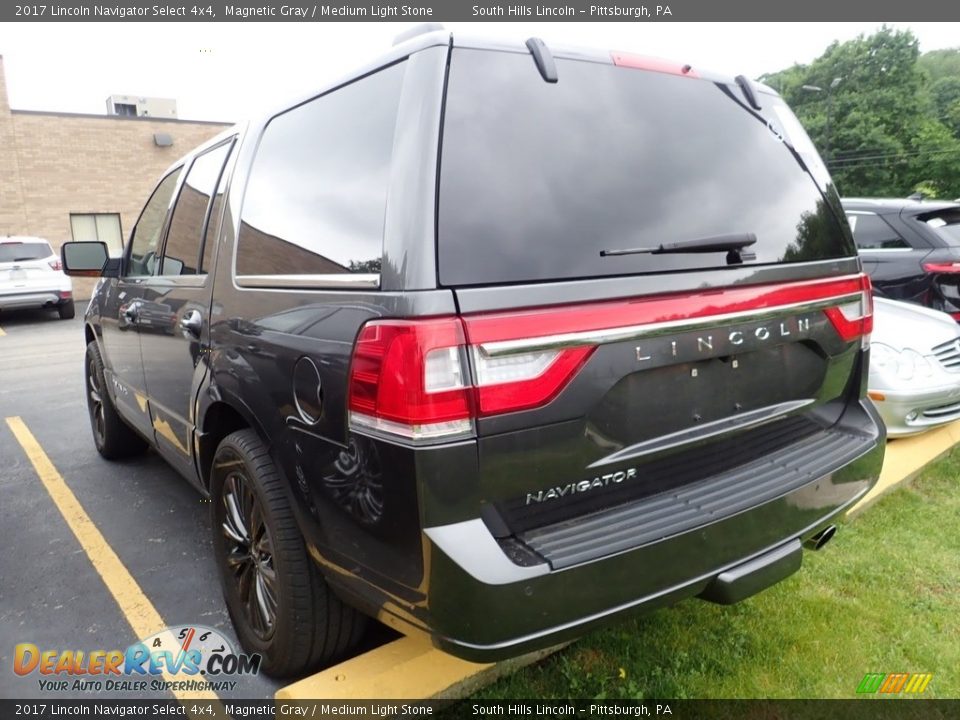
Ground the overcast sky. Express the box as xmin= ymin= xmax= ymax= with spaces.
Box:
xmin=1 ymin=22 xmax=958 ymax=122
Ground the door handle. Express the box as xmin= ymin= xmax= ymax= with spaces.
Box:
xmin=180 ymin=309 xmax=203 ymax=337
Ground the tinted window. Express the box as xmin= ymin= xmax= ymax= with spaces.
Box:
xmin=128 ymin=169 xmax=182 ymax=277
xmin=162 ymin=141 xmax=233 ymax=275
xmin=0 ymin=242 xmax=51 ymax=262
xmin=236 ymin=62 xmax=405 ymax=279
xmin=847 ymin=213 xmax=909 ymax=250
xmin=439 ymin=51 xmax=853 ymax=286
xmin=201 ymin=144 xmax=234 ymax=273
xmin=918 ymin=209 xmax=960 ymax=246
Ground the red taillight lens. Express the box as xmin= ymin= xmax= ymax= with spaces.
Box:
xmin=470 ymin=345 xmax=594 ymax=416
xmin=49 ymin=259 xmax=62 ymax=271
xmin=347 ymin=319 xmax=473 ymax=442
xmin=923 ymin=262 xmax=960 ymax=274
xmin=823 ymin=274 xmax=873 ymax=347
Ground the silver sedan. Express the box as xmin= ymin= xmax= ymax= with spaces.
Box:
xmin=870 ymin=297 xmax=960 ymax=437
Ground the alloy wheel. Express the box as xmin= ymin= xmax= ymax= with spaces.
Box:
xmin=221 ymin=472 xmax=279 ymax=639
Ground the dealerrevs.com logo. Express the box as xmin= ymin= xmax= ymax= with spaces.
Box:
xmin=14 ymin=625 xmax=261 ymax=693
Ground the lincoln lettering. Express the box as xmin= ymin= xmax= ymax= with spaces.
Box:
xmin=708 ymin=317 xmax=811 ymax=350
xmin=526 ymin=468 xmax=638 ymax=505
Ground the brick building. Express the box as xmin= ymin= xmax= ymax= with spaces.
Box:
xmin=0 ymin=55 xmax=231 ymax=296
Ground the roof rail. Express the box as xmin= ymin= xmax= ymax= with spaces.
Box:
xmin=393 ymin=23 xmax=445 ymax=46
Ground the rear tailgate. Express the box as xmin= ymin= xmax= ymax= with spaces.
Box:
xmin=438 ymin=48 xmax=869 ymax=545
xmin=0 ymin=241 xmax=59 ymax=290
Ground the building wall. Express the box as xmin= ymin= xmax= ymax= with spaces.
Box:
xmin=0 ymin=55 xmax=231 ymax=297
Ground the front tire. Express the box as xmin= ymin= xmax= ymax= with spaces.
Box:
xmin=211 ymin=429 xmax=366 ymax=678
xmin=85 ymin=341 xmax=148 ymax=459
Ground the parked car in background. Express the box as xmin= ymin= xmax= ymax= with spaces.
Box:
xmin=869 ymin=297 xmax=960 ymax=436
xmin=0 ymin=236 xmax=74 ymax=319
xmin=842 ymin=198 xmax=960 ymax=319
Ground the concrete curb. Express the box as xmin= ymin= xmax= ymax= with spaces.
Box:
xmin=847 ymin=419 xmax=960 ymax=517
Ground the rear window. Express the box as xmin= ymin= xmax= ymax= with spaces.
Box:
xmin=438 ymin=50 xmax=854 ymax=286
xmin=0 ymin=242 xmax=51 ymax=262
xmin=918 ymin=209 xmax=960 ymax=245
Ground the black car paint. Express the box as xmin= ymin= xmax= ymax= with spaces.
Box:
xmin=77 ymin=33 xmax=884 ymax=660
xmin=844 ymin=198 xmax=960 ymax=315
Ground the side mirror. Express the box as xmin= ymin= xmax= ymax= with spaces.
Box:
xmin=62 ymin=242 xmax=116 ymax=277
xmin=162 ymin=256 xmax=185 ymax=275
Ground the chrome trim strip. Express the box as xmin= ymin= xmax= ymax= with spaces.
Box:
xmin=424 ymin=519 xmax=549 ymax=585
xmin=478 ymin=293 xmax=863 ymax=357
xmin=235 ymin=273 xmax=380 ymax=289
xmin=587 ymin=399 xmax=815 ymax=469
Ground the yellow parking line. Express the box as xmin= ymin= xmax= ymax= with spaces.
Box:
xmin=0 ymin=326 xmax=6 ymax=336
xmin=5 ymin=416 xmax=220 ymax=705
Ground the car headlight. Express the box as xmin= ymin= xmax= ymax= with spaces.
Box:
xmin=871 ymin=343 xmax=934 ymax=382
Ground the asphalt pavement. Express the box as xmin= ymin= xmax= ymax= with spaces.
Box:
xmin=0 ymin=307 xmax=283 ymax=700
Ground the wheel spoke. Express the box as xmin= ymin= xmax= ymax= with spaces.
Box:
xmin=223 ymin=482 xmax=249 ymax=544
xmin=237 ymin=560 xmax=254 ymax=604
xmin=254 ymin=573 xmax=275 ymax=629
xmin=225 ymin=547 xmax=250 ymax=572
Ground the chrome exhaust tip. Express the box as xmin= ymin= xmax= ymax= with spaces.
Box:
xmin=804 ymin=524 xmax=837 ymax=551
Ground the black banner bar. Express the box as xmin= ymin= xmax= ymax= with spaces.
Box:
xmin=2 ymin=700 xmax=960 ymax=720
xmin=3 ymin=0 xmax=960 ymax=22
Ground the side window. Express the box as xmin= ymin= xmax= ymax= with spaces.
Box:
xmin=847 ymin=213 xmax=910 ymax=250
xmin=162 ymin=141 xmax=234 ymax=276
xmin=235 ymin=61 xmax=406 ymax=282
xmin=128 ymin=169 xmax=182 ymax=277
xmin=201 ymin=144 xmax=234 ymax=274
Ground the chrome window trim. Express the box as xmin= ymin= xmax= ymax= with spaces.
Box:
xmin=235 ymin=273 xmax=380 ymax=290
xmin=478 ymin=292 xmax=863 ymax=358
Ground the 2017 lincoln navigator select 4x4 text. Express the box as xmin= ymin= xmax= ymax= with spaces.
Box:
xmin=63 ymin=28 xmax=885 ymax=678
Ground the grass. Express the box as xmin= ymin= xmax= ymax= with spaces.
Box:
xmin=471 ymin=447 xmax=960 ymax=700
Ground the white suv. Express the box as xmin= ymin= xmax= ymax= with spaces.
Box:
xmin=0 ymin=236 xmax=75 ymax=319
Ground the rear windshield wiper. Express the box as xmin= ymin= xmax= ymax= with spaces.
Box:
xmin=600 ymin=232 xmax=757 ymax=257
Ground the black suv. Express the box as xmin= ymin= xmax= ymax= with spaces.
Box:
xmin=63 ymin=29 xmax=884 ymax=678
xmin=843 ymin=197 xmax=960 ymax=317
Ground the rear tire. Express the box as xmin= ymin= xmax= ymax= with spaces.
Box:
xmin=58 ymin=300 xmax=76 ymax=320
xmin=211 ymin=429 xmax=366 ymax=678
xmin=85 ymin=341 xmax=148 ymax=459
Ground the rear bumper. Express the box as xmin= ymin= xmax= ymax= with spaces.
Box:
xmin=416 ymin=400 xmax=884 ymax=661
xmin=0 ymin=290 xmax=70 ymax=310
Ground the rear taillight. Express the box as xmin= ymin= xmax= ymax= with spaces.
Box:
xmin=923 ymin=262 xmax=960 ymax=274
xmin=823 ymin=274 xmax=873 ymax=348
xmin=347 ymin=273 xmax=874 ymax=444
xmin=49 ymin=259 xmax=62 ymax=271
xmin=347 ymin=319 xmax=473 ymax=443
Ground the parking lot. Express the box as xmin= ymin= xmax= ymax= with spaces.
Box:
xmin=0 ymin=308 xmax=284 ymax=699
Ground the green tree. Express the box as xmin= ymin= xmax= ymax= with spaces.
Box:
xmin=761 ymin=28 xmax=960 ymax=198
